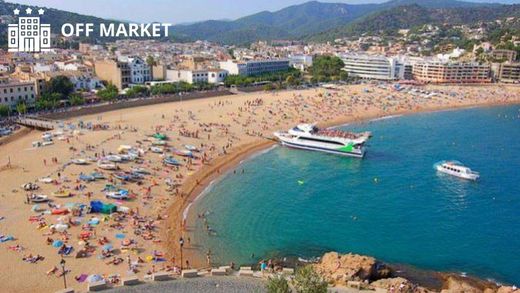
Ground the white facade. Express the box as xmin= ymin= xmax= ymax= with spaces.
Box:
xmin=289 ymin=55 xmax=313 ymax=71
xmin=69 ymin=75 xmax=103 ymax=91
xmin=118 ymin=56 xmax=151 ymax=84
xmin=166 ymin=69 xmax=228 ymax=84
xmin=219 ymin=59 xmax=289 ymax=76
xmin=339 ymin=53 xmax=404 ymax=80
xmin=219 ymin=60 xmax=246 ymax=75
xmin=32 ymin=63 xmax=56 ymax=73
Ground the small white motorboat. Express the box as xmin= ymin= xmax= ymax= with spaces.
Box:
xmin=30 ymin=194 xmax=49 ymax=203
xmin=104 ymin=155 xmax=122 ymax=162
xmin=150 ymin=146 xmax=164 ymax=153
xmin=41 ymin=133 xmax=53 ymax=141
xmin=39 ymin=177 xmax=54 ymax=184
xmin=21 ymin=182 xmax=39 ymax=191
xmin=131 ymin=167 xmax=150 ymax=175
xmin=435 ymin=161 xmax=480 ymax=181
xmin=71 ymin=159 xmax=88 ymax=165
xmin=184 ymin=144 xmax=200 ymax=152
xmin=97 ymin=160 xmax=117 ymax=170
xmin=105 ymin=190 xmax=129 ymax=200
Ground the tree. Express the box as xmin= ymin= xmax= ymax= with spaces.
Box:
xmin=266 ymin=275 xmax=290 ymax=293
xmin=339 ymin=71 xmax=349 ymax=81
xmin=150 ymin=83 xmax=176 ymax=95
xmin=69 ymin=93 xmax=85 ymax=106
xmin=126 ymin=85 xmax=149 ymax=98
xmin=97 ymin=84 xmax=119 ymax=101
xmin=0 ymin=105 xmax=10 ymax=117
xmin=47 ymin=76 xmax=74 ymax=99
xmin=292 ymin=266 xmax=328 ymax=293
xmin=146 ymin=56 xmax=157 ymax=67
xmin=36 ymin=92 xmax=61 ymax=110
xmin=263 ymin=83 xmax=275 ymax=91
xmin=309 ymin=56 xmax=345 ymax=81
xmin=16 ymin=102 xmax=27 ymax=115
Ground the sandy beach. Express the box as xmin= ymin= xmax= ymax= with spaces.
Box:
xmin=0 ymin=83 xmax=519 ymax=292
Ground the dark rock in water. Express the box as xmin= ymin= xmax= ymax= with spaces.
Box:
xmin=390 ymin=263 xmax=444 ymax=290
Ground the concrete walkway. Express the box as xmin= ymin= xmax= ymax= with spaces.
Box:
xmin=105 ymin=276 xmax=267 ymax=293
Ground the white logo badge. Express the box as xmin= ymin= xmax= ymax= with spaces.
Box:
xmin=8 ymin=8 xmax=51 ymax=53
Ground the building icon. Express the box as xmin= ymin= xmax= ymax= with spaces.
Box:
xmin=8 ymin=8 xmax=51 ymax=53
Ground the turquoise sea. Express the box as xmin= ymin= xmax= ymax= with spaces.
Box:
xmin=188 ymin=105 xmax=520 ymax=285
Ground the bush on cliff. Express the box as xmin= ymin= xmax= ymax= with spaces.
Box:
xmin=293 ymin=265 xmax=328 ymax=293
xmin=266 ymin=275 xmax=290 ymax=293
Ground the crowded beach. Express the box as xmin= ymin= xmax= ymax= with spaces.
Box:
xmin=0 ymin=83 xmax=519 ymax=292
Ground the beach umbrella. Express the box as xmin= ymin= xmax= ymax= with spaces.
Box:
xmin=102 ymin=244 xmax=113 ymax=251
xmin=52 ymin=240 xmax=63 ymax=248
xmin=78 ymin=240 xmax=86 ymax=246
xmin=115 ymin=233 xmax=126 ymax=239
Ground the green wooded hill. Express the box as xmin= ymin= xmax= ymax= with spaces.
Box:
xmin=0 ymin=0 xmax=518 ymax=46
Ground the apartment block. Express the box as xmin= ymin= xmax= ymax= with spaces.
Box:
xmin=0 ymin=77 xmax=37 ymax=108
xmin=219 ymin=59 xmax=289 ymax=76
xmin=166 ymin=69 xmax=228 ymax=84
xmin=412 ymin=62 xmax=491 ymax=83
xmin=492 ymin=62 xmax=520 ymax=83
xmin=94 ymin=56 xmax=151 ymax=90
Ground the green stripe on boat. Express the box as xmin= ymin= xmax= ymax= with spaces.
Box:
xmin=337 ymin=143 xmax=354 ymax=152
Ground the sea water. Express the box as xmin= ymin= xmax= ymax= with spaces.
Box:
xmin=189 ymin=105 xmax=520 ymax=284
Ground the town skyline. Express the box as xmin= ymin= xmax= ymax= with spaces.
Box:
xmin=7 ymin=0 xmax=520 ymax=24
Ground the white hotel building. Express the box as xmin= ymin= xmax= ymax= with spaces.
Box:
xmin=117 ymin=56 xmax=151 ymax=85
xmin=219 ymin=59 xmax=289 ymax=76
xmin=339 ymin=53 xmax=404 ymax=80
xmin=166 ymin=69 xmax=228 ymax=84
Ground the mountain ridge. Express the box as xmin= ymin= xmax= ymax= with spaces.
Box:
xmin=169 ymin=0 xmax=502 ymax=44
xmin=0 ymin=0 xmax=518 ymax=46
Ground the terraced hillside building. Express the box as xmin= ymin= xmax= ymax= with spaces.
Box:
xmin=339 ymin=54 xmax=404 ymax=80
xmin=412 ymin=61 xmax=491 ymax=84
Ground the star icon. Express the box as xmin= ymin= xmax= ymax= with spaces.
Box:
xmin=26 ymin=8 xmax=32 ymax=14
xmin=13 ymin=8 xmax=20 ymax=15
xmin=38 ymin=8 xmax=45 ymax=15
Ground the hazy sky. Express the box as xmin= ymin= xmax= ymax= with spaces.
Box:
xmin=8 ymin=0 xmax=520 ymax=24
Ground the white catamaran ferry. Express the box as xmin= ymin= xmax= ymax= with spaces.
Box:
xmin=435 ymin=161 xmax=480 ymax=181
xmin=273 ymin=124 xmax=370 ymax=158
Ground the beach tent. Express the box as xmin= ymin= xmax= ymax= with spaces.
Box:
xmin=89 ymin=201 xmax=116 ymax=214
xmin=90 ymin=201 xmax=104 ymax=213
xmin=153 ymin=133 xmax=167 ymax=140
xmin=101 ymin=203 xmax=117 ymax=214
